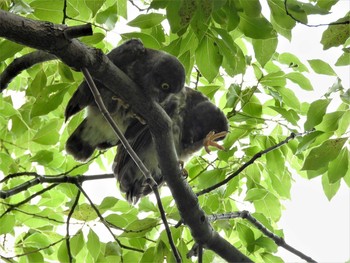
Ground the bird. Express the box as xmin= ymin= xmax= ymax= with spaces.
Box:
xmin=65 ymin=39 xmax=186 ymax=162
xmin=113 ymin=87 xmax=229 ymax=204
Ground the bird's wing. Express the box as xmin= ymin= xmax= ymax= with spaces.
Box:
xmin=65 ymin=39 xmax=146 ymax=121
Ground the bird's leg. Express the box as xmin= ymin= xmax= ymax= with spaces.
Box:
xmin=178 ymin=160 xmax=188 ymax=178
xmin=203 ymin=131 xmax=228 ymax=154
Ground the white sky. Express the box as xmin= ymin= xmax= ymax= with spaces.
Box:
xmin=272 ymin=1 xmax=350 ymax=262
xmin=84 ymin=1 xmax=350 ymax=262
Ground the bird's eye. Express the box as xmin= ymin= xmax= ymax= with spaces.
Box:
xmin=161 ymin=83 xmax=170 ymax=90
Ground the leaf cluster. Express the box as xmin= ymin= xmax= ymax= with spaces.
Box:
xmin=0 ymin=0 xmax=349 ymax=262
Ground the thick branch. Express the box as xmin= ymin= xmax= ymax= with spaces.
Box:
xmin=0 ymin=51 xmax=56 ymax=91
xmin=0 ymin=10 xmax=251 ymax=262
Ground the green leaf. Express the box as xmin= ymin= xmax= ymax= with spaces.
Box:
xmin=166 ymin=1 xmax=188 ymax=34
xmin=30 ymin=150 xmax=54 ymax=165
xmin=317 ymin=0 xmax=338 ymax=11
xmin=213 ymin=27 xmax=240 ymax=75
xmin=268 ymin=0 xmax=295 ymax=38
xmin=335 ymin=51 xmax=350 ymax=66
xmin=285 ymin=72 xmax=313 ymax=91
xmin=31 ymin=83 xmax=70 ymax=118
xmin=80 ymin=32 xmax=106 ymax=45
xmin=85 ymin=0 xmax=104 ymax=17
xmin=245 ymin=188 xmax=266 ymax=201
xmin=296 ymin=130 xmax=323 ymax=154
xmin=260 ymin=71 xmax=286 ymax=87
xmin=70 ymin=231 xmax=85 ymax=257
xmin=304 ymin=99 xmax=330 ymax=130
xmin=308 ymin=59 xmax=337 ymax=76
xmin=87 ymin=229 xmax=101 ymax=260
xmin=321 ymin=16 xmax=350 ymax=50
xmin=0 ymin=40 xmax=24 ymax=61
xmin=254 ymin=236 xmax=278 ymax=252
xmin=316 ymin=111 xmax=344 ymax=132
xmin=0 ymin=214 xmax=15 ymax=234
xmin=278 ymin=52 xmax=308 ymax=72
xmin=57 ymin=241 xmax=69 ymax=263
xmin=99 ymin=197 xmax=119 ymax=212
xmin=96 ymin=4 xmax=119 ymax=30
xmin=301 ymin=138 xmax=348 ymax=171
xmin=27 ymin=69 xmax=47 ymax=97
xmin=197 ymin=169 xmax=225 ymax=189
xmin=69 ymin=203 xmax=98 ymax=221
xmin=246 ymin=189 xmax=281 ymax=221
xmin=120 ymin=218 xmax=159 ymax=238
xmin=190 ymin=0 xmax=212 ymax=40
xmin=240 ymin=0 xmax=262 ymax=17
xmin=195 ymin=36 xmax=223 ymax=82
xmin=252 ymin=38 xmax=278 ymax=67
xmin=31 ymin=0 xmax=63 ymax=23
xmin=328 ymin=148 xmax=349 ymax=183
xmin=105 ymin=214 xmax=129 ymax=228
xmin=105 ymin=241 xmax=121 ymax=257
xmin=32 ymin=119 xmax=61 ymax=145
xmin=261 ymin=253 xmax=284 ymax=263
xmin=121 ymin=32 xmax=161 ymax=49
xmin=128 ymin=13 xmax=166 ymax=29
xmin=24 ymin=232 xmax=51 ymax=249
xmin=239 ymin=13 xmax=276 ymax=39
xmin=269 ymin=106 xmax=299 ymax=126
xmin=285 ymin=0 xmax=307 ymax=23
xmin=236 ymin=222 xmax=255 ymax=248
xmin=322 ymin=173 xmax=341 ymax=201
xmin=277 ymin=87 xmax=300 ymax=110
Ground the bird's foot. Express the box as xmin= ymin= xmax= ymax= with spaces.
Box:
xmin=203 ymin=131 xmax=228 ymax=154
xmin=112 ymin=96 xmax=130 ymax=109
xmin=179 ymin=160 xmax=188 ymax=178
xmin=132 ymin=113 xmax=146 ymax=125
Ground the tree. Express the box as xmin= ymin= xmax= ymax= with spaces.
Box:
xmin=0 ymin=0 xmax=349 ymax=262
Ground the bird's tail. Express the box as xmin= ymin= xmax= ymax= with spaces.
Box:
xmin=66 ymin=119 xmax=96 ymax=162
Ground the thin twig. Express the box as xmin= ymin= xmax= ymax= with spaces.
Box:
xmin=0 ymin=184 xmax=58 ymax=218
xmin=75 ymin=183 xmax=144 ymax=254
xmin=284 ymin=0 xmax=349 ymax=27
xmin=66 ymin=190 xmax=81 ymax=263
xmin=81 ymin=68 xmax=181 ymax=261
xmin=196 ymin=131 xmax=312 ymax=196
xmin=1 ymin=238 xmax=66 ymax=261
xmin=0 ymin=173 xmax=115 ymax=199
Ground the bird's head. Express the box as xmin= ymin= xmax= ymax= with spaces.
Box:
xmin=182 ymin=89 xmax=229 ymax=148
xmin=139 ymin=50 xmax=185 ymax=103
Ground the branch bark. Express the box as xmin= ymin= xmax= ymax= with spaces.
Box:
xmin=0 ymin=10 xmax=251 ymax=262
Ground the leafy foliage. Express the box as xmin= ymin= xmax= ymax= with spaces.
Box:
xmin=0 ymin=0 xmax=349 ymax=262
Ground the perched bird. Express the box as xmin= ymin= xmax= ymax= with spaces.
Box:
xmin=65 ymin=39 xmax=185 ymax=161
xmin=113 ymin=87 xmax=229 ymax=203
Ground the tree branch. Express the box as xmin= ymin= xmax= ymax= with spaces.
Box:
xmin=196 ymin=132 xmax=312 ymax=196
xmin=0 ymin=10 xmax=251 ymax=262
xmin=208 ymin=211 xmax=317 ymax=262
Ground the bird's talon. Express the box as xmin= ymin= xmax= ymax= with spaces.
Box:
xmin=132 ymin=113 xmax=146 ymax=125
xmin=203 ymin=131 xmax=228 ymax=154
xmin=178 ymin=160 xmax=188 ymax=178
xmin=112 ymin=96 xmax=130 ymax=109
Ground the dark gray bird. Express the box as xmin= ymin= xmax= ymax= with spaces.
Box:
xmin=113 ymin=87 xmax=229 ymax=203
xmin=65 ymin=39 xmax=185 ymax=161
